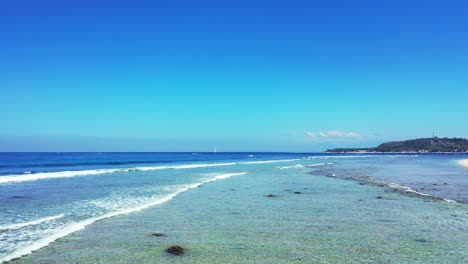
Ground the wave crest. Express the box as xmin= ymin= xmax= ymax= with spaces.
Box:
xmin=0 ymin=159 xmax=301 ymax=185
xmin=0 ymin=172 xmax=247 ymax=263
xmin=0 ymin=214 xmax=64 ymax=231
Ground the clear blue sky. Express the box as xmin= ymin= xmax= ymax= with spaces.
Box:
xmin=1 ymin=0 xmax=467 ymax=152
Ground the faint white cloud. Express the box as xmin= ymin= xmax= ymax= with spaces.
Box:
xmin=327 ymin=130 xmax=361 ymax=137
xmin=306 ymin=130 xmax=362 ymax=141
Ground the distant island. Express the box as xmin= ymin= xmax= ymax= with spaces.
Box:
xmin=326 ymin=137 xmax=468 ymax=153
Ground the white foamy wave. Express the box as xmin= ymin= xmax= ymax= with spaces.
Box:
xmin=306 ymin=155 xmax=418 ymax=160
xmin=136 ymin=162 xmax=236 ymax=171
xmin=306 ymin=155 xmax=378 ymax=160
xmin=0 ymin=169 xmax=121 ymax=184
xmin=278 ymin=162 xmax=333 ymax=170
xmin=385 ymin=182 xmax=456 ymax=203
xmin=278 ymin=164 xmax=305 ymax=170
xmin=0 ymin=159 xmax=300 ymax=185
xmin=0 ymin=163 xmax=237 ymax=184
xmin=311 ymin=162 xmax=333 ymax=166
xmin=0 ymin=214 xmax=64 ymax=231
xmin=201 ymin=172 xmax=247 ymax=183
xmin=241 ymin=159 xmax=301 ymax=164
xmin=0 ymin=172 xmax=246 ymax=263
xmin=387 ymin=155 xmax=419 ymax=158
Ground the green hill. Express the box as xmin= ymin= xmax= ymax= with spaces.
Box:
xmin=326 ymin=137 xmax=468 ymax=153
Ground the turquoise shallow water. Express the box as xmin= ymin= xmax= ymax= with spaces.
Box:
xmin=7 ymin=156 xmax=468 ymax=263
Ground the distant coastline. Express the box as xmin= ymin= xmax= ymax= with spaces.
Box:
xmin=326 ymin=137 xmax=468 ymax=153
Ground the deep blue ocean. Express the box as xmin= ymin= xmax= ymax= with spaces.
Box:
xmin=1 ymin=152 xmax=467 ymax=263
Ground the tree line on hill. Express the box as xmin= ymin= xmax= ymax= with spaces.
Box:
xmin=326 ymin=137 xmax=468 ymax=153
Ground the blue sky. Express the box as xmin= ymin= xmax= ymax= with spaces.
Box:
xmin=1 ymin=0 xmax=467 ymax=152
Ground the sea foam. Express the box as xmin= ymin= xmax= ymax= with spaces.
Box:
xmin=0 ymin=163 xmax=237 ymax=184
xmin=385 ymin=182 xmax=457 ymax=203
xmin=306 ymin=155 xmax=418 ymax=160
xmin=0 ymin=172 xmax=246 ymax=263
xmin=241 ymin=159 xmax=301 ymax=164
xmin=0 ymin=214 xmax=64 ymax=231
xmin=0 ymin=159 xmax=298 ymax=184
xmin=278 ymin=163 xmax=331 ymax=170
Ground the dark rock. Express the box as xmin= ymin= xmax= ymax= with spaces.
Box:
xmin=378 ymin=219 xmax=395 ymax=223
xmin=198 ymin=185 xmax=202 ymax=188
xmin=266 ymin=194 xmax=277 ymax=197
xmin=376 ymin=196 xmax=383 ymax=199
xmin=166 ymin=245 xmax=184 ymax=255
xmin=10 ymin=196 xmax=31 ymax=199
xmin=433 ymin=183 xmax=437 ymax=185
xmin=414 ymin=239 xmax=429 ymax=243
xmin=444 ymin=183 xmax=448 ymax=185
xmin=150 ymin=233 xmax=166 ymax=237
xmin=294 ymin=192 xmax=302 ymax=194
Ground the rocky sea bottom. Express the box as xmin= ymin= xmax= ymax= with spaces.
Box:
xmin=8 ymin=164 xmax=468 ymax=264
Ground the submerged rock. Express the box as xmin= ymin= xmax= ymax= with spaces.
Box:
xmin=376 ymin=196 xmax=384 ymax=199
xmin=166 ymin=245 xmax=184 ymax=255
xmin=414 ymin=238 xmax=429 ymax=243
xmin=266 ymin=194 xmax=277 ymax=197
xmin=10 ymin=196 xmax=31 ymax=199
xmin=150 ymin=233 xmax=166 ymax=237
xmin=294 ymin=192 xmax=302 ymax=194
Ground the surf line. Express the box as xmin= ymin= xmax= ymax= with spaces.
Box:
xmin=0 ymin=159 xmax=300 ymax=184
xmin=0 ymin=172 xmax=247 ymax=263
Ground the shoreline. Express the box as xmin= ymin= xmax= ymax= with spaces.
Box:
xmin=0 ymin=172 xmax=247 ymax=263
xmin=4 ymin=157 xmax=468 ymax=263
xmin=8 ymin=164 xmax=468 ymax=263
xmin=313 ymin=169 xmax=461 ymax=204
